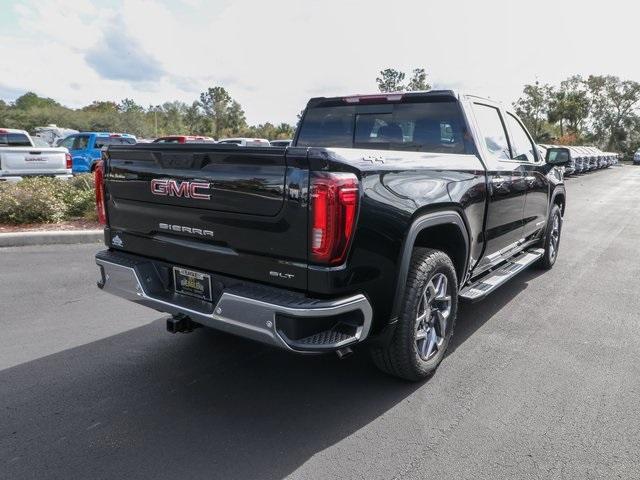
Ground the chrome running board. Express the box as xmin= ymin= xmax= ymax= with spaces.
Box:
xmin=459 ymin=248 xmax=544 ymax=302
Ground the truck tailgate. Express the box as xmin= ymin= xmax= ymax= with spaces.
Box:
xmin=104 ymin=144 xmax=309 ymax=291
xmin=0 ymin=147 xmax=69 ymax=174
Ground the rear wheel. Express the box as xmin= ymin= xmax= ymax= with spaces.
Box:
xmin=371 ymin=248 xmax=458 ymax=381
xmin=537 ymin=204 xmax=562 ymax=270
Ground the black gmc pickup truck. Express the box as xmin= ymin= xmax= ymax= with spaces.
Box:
xmin=95 ymin=90 xmax=568 ymax=381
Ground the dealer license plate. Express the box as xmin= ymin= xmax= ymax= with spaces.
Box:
xmin=173 ymin=267 xmax=212 ymax=301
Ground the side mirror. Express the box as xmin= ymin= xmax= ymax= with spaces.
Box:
xmin=545 ymin=147 xmax=570 ymax=166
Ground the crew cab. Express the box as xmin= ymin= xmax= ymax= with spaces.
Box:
xmin=58 ymin=132 xmax=136 ymax=173
xmin=94 ymin=90 xmax=567 ymax=381
xmin=0 ymin=128 xmax=72 ymax=181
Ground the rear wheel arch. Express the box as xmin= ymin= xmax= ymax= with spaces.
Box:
xmin=390 ymin=211 xmax=470 ymax=320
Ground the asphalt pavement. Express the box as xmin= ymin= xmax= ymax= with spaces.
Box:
xmin=2 ymin=166 xmax=639 ymax=480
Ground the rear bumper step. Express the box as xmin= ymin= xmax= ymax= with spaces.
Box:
xmin=95 ymin=250 xmax=372 ymax=353
xmin=459 ymin=248 xmax=544 ymax=302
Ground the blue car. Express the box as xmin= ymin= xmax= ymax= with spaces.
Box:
xmin=57 ymin=132 xmax=136 ymax=173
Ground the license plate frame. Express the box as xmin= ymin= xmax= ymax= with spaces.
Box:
xmin=173 ymin=266 xmax=213 ymax=302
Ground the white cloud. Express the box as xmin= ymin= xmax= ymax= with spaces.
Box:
xmin=85 ymin=17 xmax=166 ymax=82
xmin=1 ymin=0 xmax=638 ymax=125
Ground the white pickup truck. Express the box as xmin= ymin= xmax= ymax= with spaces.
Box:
xmin=0 ymin=128 xmax=72 ymax=182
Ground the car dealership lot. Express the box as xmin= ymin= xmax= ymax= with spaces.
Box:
xmin=1 ymin=166 xmax=639 ymax=480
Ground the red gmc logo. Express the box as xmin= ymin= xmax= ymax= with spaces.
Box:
xmin=150 ymin=179 xmax=211 ymax=200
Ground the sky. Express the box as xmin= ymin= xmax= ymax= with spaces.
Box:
xmin=0 ymin=0 xmax=637 ymax=125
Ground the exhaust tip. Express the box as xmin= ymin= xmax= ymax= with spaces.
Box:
xmin=336 ymin=346 xmax=353 ymax=360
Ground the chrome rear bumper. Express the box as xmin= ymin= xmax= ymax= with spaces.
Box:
xmin=96 ymin=250 xmax=372 ymax=353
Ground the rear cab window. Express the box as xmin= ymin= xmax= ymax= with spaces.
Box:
xmin=94 ymin=136 xmax=136 ymax=148
xmin=0 ymin=133 xmax=32 ymax=147
xmin=296 ymin=97 xmax=470 ymax=154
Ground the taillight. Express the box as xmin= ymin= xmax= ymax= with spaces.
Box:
xmin=65 ymin=152 xmax=72 ymax=170
xmin=309 ymin=172 xmax=359 ymax=265
xmin=94 ymin=160 xmax=106 ymax=225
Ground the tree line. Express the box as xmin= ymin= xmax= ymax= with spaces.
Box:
xmin=2 ymin=70 xmax=639 ymax=156
xmin=378 ymin=68 xmax=640 ymax=157
xmin=513 ymin=75 xmax=640 ymax=157
xmin=0 ymin=68 xmax=431 ymax=141
xmin=0 ymin=87 xmax=295 ymax=140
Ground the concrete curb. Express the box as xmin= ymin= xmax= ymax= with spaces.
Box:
xmin=0 ymin=229 xmax=103 ymax=248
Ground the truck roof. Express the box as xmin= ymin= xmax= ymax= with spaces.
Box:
xmin=306 ymin=90 xmax=506 ymax=110
xmin=79 ymin=132 xmax=136 ymax=137
xmin=0 ymin=128 xmax=29 ymax=135
xmin=307 ymin=89 xmax=460 ymax=107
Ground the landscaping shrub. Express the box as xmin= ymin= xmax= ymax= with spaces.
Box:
xmin=0 ymin=175 xmax=97 ymax=224
xmin=58 ymin=174 xmax=97 ymax=220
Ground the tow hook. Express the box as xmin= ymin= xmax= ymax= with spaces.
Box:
xmin=166 ymin=314 xmax=199 ymax=334
xmin=336 ymin=346 xmax=353 ymax=360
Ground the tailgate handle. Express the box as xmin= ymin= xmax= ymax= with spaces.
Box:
xmin=153 ymin=151 xmax=197 ymax=169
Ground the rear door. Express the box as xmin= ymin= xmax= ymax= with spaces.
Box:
xmin=503 ymin=112 xmax=549 ymax=240
xmin=471 ymin=102 xmax=527 ymax=270
xmin=104 ymin=144 xmax=309 ymax=290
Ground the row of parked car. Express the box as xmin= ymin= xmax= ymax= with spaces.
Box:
xmin=538 ymin=144 xmax=620 ymax=175
xmin=50 ymin=133 xmax=292 ymax=174
xmin=0 ymin=127 xmax=295 ymax=180
xmin=149 ymin=135 xmax=292 ymax=147
xmin=0 ymin=125 xmax=623 ymax=181
xmin=55 ymin=134 xmax=292 ymax=173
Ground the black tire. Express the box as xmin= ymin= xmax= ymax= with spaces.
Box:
xmin=536 ymin=204 xmax=562 ymax=270
xmin=370 ymin=248 xmax=458 ymax=381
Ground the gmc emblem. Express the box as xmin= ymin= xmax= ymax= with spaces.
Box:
xmin=150 ymin=179 xmax=211 ymax=200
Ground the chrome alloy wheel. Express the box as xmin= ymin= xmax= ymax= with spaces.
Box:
xmin=549 ymin=213 xmax=560 ymax=261
xmin=415 ymin=273 xmax=452 ymax=361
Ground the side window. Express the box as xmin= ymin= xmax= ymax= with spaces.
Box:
xmin=472 ymin=104 xmax=510 ymax=160
xmin=59 ymin=136 xmax=75 ymax=148
xmin=505 ymin=113 xmax=537 ymax=162
xmin=72 ymin=136 xmax=89 ymax=150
